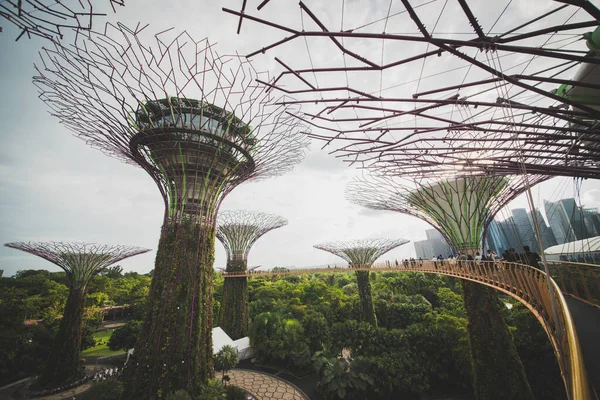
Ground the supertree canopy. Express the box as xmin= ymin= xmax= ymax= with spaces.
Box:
xmin=33 ymin=23 xmax=309 ymax=398
xmin=216 ymin=210 xmax=287 ymax=339
xmin=1 ymin=1 xmax=124 ymax=41
xmin=314 ymin=238 xmax=409 ymax=326
xmin=3 ymin=241 xmax=149 ymax=387
xmin=223 ymin=0 xmax=600 ymax=180
xmin=346 ymin=174 xmax=549 ymax=252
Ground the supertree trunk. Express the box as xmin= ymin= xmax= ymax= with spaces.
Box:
xmin=355 ymin=270 xmax=377 ymax=327
xmin=39 ymin=285 xmax=86 ymax=387
xmin=219 ymin=259 xmax=248 ymax=340
xmin=123 ymin=221 xmax=215 ymax=399
xmin=462 ymin=280 xmax=534 ymax=400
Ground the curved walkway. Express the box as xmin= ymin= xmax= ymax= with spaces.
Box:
xmin=229 ymin=369 xmax=309 ymax=400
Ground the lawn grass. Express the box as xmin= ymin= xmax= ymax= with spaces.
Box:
xmin=81 ymin=330 xmax=124 ymax=357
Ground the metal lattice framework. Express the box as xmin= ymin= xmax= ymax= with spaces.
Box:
xmin=223 ymin=0 xmax=600 ymax=180
xmin=32 ymin=22 xmax=308 ymax=398
xmin=216 ymin=210 xmax=287 ymax=262
xmin=4 ymin=241 xmax=148 ymax=387
xmin=4 ymin=241 xmax=149 ymax=286
xmin=1 ymin=1 xmax=124 ymax=41
xmin=34 ymin=22 xmax=309 ymax=226
xmin=346 ymin=174 xmax=548 ymax=251
xmin=314 ymin=238 xmax=409 ymax=267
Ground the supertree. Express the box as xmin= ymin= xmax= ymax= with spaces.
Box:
xmin=3 ymin=241 xmax=149 ymax=387
xmin=223 ymin=2 xmax=599 ymax=397
xmin=1 ymin=1 xmax=124 ymax=41
xmin=346 ymin=174 xmax=545 ymax=400
xmin=314 ymin=238 xmax=409 ymax=326
xmin=33 ymin=23 xmax=308 ymax=398
xmin=216 ymin=210 xmax=287 ymax=339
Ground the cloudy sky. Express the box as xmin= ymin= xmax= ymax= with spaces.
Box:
xmin=2 ymin=0 xmax=600 ymax=277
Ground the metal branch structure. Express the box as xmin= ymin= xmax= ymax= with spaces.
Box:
xmin=314 ymin=238 xmax=409 ymax=326
xmin=1 ymin=1 xmax=124 ymax=41
xmin=216 ymin=210 xmax=287 ymax=339
xmin=33 ymin=23 xmax=309 ymax=398
xmin=3 ymin=241 xmax=149 ymax=387
xmin=347 ymin=174 xmax=548 ymax=251
xmin=223 ymin=0 xmax=600 ymax=181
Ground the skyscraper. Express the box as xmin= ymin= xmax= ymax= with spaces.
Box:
xmin=484 ymin=219 xmax=508 ymax=256
xmin=425 ymin=229 xmax=454 ymax=258
xmin=498 ymin=216 xmax=522 ymax=252
xmin=582 ymin=208 xmax=600 ymax=237
xmin=413 ymin=229 xmax=454 ymax=259
xmin=512 ymin=208 xmax=539 ymax=252
xmin=414 ymin=239 xmax=434 ymax=260
xmin=530 ymin=209 xmax=558 ymax=249
xmin=544 ymin=199 xmax=589 ymax=243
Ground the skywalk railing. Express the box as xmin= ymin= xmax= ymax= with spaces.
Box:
xmin=222 ymin=259 xmax=594 ymax=400
xmin=546 ymin=261 xmax=600 ymax=309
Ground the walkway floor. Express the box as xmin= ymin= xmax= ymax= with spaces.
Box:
xmin=229 ymin=369 xmax=309 ymax=400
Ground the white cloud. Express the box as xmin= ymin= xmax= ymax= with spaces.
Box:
xmin=1 ymin=0 xmax=599 ymax=276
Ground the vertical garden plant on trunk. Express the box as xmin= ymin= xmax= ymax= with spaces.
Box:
xmin=216 ymin=210 xmax=287 ymax=339
xmin=3 ymin=242 xmax=149 ymax=388
xmin=34 ymin=24 xmax=308 ymax=398
xmin=314 ymin=238 xmax=410 ymax=326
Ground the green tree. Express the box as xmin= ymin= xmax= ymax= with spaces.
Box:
xmin=302 ymin=311 xmax=330 ymax=353
xmin=108 ymin=320 xmax=142 ymax=351
xmin=405 ymin=313 xmax=472 ymax=394
xmin=214 ymin=345 xmax=238 ymax=382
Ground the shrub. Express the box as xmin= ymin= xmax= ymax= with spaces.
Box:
xmin=225 ymin=385 xmax=247 ymax=400
xmin=165 ymin=389 xmax=193 ymax=400
xmin=77 ymin=380 xmax=123 ymax=400
xmin=198 ymin=379 xmax=227 ymax=399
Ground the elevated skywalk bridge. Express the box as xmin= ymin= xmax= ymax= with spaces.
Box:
xmin=222 ymin=259 xmax=600 ymax=400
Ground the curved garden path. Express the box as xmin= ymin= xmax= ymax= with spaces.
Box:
xmin=228 ymin=369 xmax=309 ymax=400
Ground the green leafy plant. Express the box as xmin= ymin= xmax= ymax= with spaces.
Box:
xmin=214 ymin=345 xmax=238 ymax=382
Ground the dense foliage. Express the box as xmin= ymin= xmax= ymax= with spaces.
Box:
xmin=0 ymin=269 xmax=150 ymax=387
xmin=0 ymin=267 xmax=565 ymax=399
xmin=242 ymin=271 xmax=564 ymax=400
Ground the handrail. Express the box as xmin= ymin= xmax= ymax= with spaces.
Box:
xmin=222 ymin=259 xmax=594 ymax=400
xmin=546 ymin=261 xmax=600 ymax=308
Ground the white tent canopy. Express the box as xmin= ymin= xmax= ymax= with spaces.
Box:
xmin=232 ymin=336 xmax=254 ymax=360
xmin=212 ymin=327 xmax=254 ymax=361
xmin=544 ymin=236 xmax=600 ymax=255
xmin=212 ymin=327 xmax=235 ymax=355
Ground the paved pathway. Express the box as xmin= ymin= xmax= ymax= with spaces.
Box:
xmin=229 ymin=369 xmax=309 ymax=400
